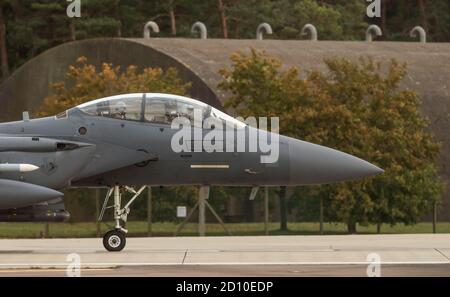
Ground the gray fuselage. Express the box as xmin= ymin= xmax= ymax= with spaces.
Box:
xmin=0 ymin=93 xmax=382 ymax=210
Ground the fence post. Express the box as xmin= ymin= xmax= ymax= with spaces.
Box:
xmin=319 ymin=197 xmax=324 ymax=235
xmin=264 ymin=186 xmax=269 ymax=235
xmin=433 ymin=201 xmax=438 ymax=234
xmin=198 ymin=186 xmax=209 ymax=236
xmin=95 ymin=189 xmax=101 ymax=237
xmin=42 ymin=223 xmax=49 ymax=238
xmin=147 ymin=186 xmax=152 ymax=236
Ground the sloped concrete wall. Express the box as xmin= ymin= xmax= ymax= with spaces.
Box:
xmin=0 ymin=38 xmax=449 ymax=220
xmin=0 ymin=38 xmax=221 ymax=122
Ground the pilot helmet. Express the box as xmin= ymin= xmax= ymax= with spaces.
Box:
xmin=114 ymin=101 xmax=127 ymax=114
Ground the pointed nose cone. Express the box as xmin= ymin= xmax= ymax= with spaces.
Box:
xmin=288 ymin=139 xmax=383 ymax=185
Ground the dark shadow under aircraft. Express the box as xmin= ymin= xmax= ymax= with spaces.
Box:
xmin=0 ymin=93 xmax=383 ymax=251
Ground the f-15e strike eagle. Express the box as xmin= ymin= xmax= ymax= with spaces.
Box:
xmin=0 ymin=93 xmax=383 ymax=251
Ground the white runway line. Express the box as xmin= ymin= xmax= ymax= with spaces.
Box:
xmin=0 ymin=261 xmax=450 ymax=269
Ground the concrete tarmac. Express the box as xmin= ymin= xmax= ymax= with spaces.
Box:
xmin=0 ymin=234 xmax=449 ymax=276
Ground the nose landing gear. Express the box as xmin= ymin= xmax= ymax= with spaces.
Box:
xmin=98 ymin=185 xmax=148 ymax=252
xmin=103 ymin=229 xmax=126 ymax=252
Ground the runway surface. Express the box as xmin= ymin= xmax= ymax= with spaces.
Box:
xmin=0 ymin=234 xmax=449 ymax=276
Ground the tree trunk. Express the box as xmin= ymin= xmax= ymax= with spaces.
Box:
xmin=95 ymin=189 xmax=101 ymax=237
xmin=376 ymin=223 xmax=381 ymax=234
xmin=278 ymin=186 xmax=288 ymax=231
xmin=417 ymin=0 xmax=428 ymax=31
xmin=218 ymin=0 xmax=228 ymax=38
xmin=381 ymin=0 xmax=387 ymax=34
xmin=347 ymin=222 xmax=357 ymax=234
xmin=169 ymin=6 xmax=177 ymax=35
xmin=433 ymin=201 xmax=437 ymax=234
xmin=69 ymin=21 xmax=76 ymax=41
xmin=0 ymin=4 xmax=9 ymax=79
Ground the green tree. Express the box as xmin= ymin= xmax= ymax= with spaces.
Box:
xmin=275 ymin=0 xmax=342 ymax=39
xmin=225 ymin=0 xmax=275 ymax=39
xmin=3 ymin=0 xmax=450 ymax=76
xmin=372 ymin=0 xmax=450 ymax=42
xmin=271 ymin=0 xmax=367 ymax=40
xmin=307 ymin=57 xmax=443 ymax=231
xmin=423 ymin=0 xmax=450 ymax=42
xmin=4 ymin=0 xmax=70 ymax=70
xmin=0 ymin=0 xmax=9 ymax=79
xmin=219 ymin=49 xmax=444 ymax=233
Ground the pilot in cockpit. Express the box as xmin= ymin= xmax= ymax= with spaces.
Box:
xmin=113 ymin=101 xmax=127 ymax=120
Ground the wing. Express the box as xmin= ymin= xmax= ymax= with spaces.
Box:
xmin=72 ymin=140 xmax=157 ymax=182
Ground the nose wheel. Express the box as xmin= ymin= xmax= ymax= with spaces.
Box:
xmin=98 ymin=185 xmax=148 ymax=252
xmin=103 ymin=229 xmax=126 ymax=252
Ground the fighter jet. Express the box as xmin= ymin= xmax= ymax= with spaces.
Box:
xmin=0 ymin=93 xmax=383 ymax=251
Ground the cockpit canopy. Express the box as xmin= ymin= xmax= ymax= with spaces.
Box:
xmin=75 ymin=93 xmax=246 ymax=128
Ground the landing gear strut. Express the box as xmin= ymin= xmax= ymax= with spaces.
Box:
xmin=99 ymin=185 xmax=147 ymax=252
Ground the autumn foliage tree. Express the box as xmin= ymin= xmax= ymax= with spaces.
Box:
xmin=38 ymin=56 xmax=191 ymax=117
xmin=219 ymin=49 xmax=444 ymax=233
xmin=36 ymin=57 xmax=194 ymax=222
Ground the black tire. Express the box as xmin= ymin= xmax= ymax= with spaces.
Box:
xmin=103 ymin=230 xmax=126 ymax=252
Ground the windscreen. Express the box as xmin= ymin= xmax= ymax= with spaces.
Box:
xmin=210 ymin=108 xmax=246 ymax=129
xmin=78 ymin=95 xmax=143 ymax=121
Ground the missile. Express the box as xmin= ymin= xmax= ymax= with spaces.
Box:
xmin=0 ymin=164 xmax=40 ymax=173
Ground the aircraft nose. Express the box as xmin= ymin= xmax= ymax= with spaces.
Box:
xmin=288 ymin=138 xmax=383 ymax=185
